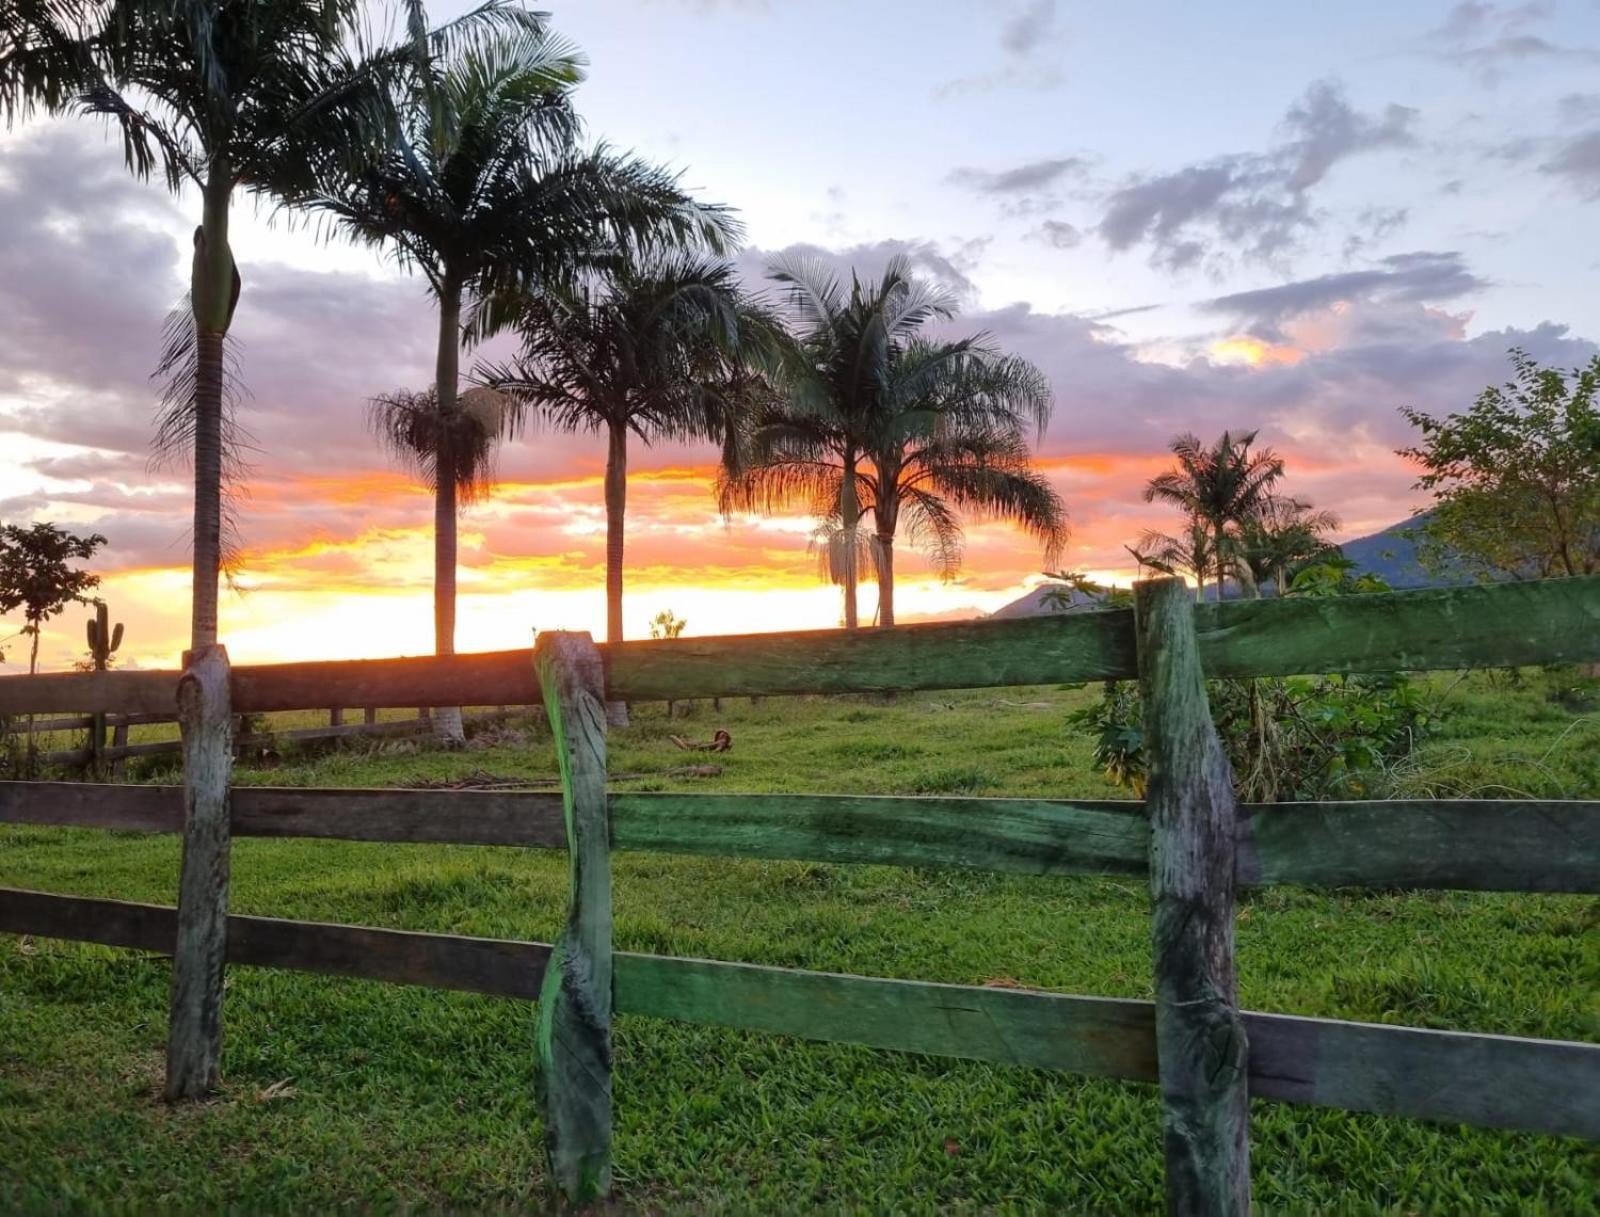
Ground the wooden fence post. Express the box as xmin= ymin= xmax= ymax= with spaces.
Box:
xmin=165 ymin=644 xmax=234 ymax=1100
xmin=533 ymin=632 xmax=612 ymax=1204
xmin=1135 ymin=577 xmax=1250 ymax=1216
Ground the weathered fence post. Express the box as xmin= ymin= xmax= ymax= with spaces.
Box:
xmin=533 ymin=631 xmax=612 ymax=1204
xmin=1135 ymin=577 xmax=1250 ymax=1216
xmin=165 ymin=644 xmax=234 ymax=1100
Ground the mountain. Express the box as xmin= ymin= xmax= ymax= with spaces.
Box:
xmin=989 ymin=584 xmax=1108 ymax=619
xmin=988 ymin=515 xmax=1457 ymax=619
xmin=1333 ymin=514 xmax=1445 ymax=589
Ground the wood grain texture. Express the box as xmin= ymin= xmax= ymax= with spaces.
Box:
xmin=1236 ymin=799 xmax=1600 ymax=892
xmin=1 ymin=575 xmax=1595 ymax=713
xmin=1137 ymin=578 xmax=1250 ymax=1216
xmin=3 ymin=887 xmax=1595 ymax=1138
xmin=165 ymin=645 xmax=234 ymax=1101
xmin=534 ymin=633 xmax=613 ymax=1205
xmin=0 ymin=887 xmax=551 ymax=996
xmin=611 ymin=792 xmax=1150 ymax=876
xmin=1193 ymin=574 xmax=1600 ymax=678
xmin=0 ymin=669 xmax=179 ymax=716
xmin=4 ymin=783 xmax=1596 ymax=893
xmin=603 ymin=611 xmax=1135 ymax=700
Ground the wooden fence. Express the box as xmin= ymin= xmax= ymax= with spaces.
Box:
xmin=7 ymin=706 xmax=532 ymax=771
xmin=0 ymin=575 xmax=1597 ymax=1214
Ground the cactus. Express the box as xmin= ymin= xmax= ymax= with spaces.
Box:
xmin=85 ymin=600 xmax=123 ymax=779
xmin=86 ymin=601 xmax=123 ymax=672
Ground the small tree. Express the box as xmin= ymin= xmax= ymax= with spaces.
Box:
xmin=1399 ymin=349 xmax=1600 ymax=580
xmin=649 ymin=609 xmax=687 ymax=715
xmin=648 ymin=610 xmax=687 ymax=640
xmin=0 ymin=523 xmax=106 ymax=674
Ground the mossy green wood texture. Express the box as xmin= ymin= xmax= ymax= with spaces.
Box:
xmin=1137 ymin=578 xmax=1251 ymax=1217
xmin=534 ymin=633 xmax=613 ymax=1206
xmin=165 ymin=645 xmax=234 ymax=1102
xmin=1192 ymin=574 xmax=1600 ymax=678
xmin=3 ymin=783 xmax=1598 ymax=892
xmin=1235 ymin=799 xmax=1600 ymax=891
xmin=611 ymin=792 xmax=1150 ymax=876
xmin=0 ymin=575 xmax=1596 ymax=713
xmin=3 ymin=886 xmax=1596 ymax=1138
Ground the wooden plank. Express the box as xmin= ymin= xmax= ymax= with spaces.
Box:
xmin=1137 ymin=577 xmax=1250 ymax=1216
xmin=0 ymin=669 xmax=179 ymax=716
xmin=27 ymin=715 xmax=94 ymax=733
xmin=0 ymin=888 xmax=550 ymax=997
xmin=1195 ymin=574 xmax=1600 ymax=678
xmin=2 ymin=888 xmax=1594 ymax=1138
xmin=165 ymin=645 xmax=234 ymax=1101
xmin=1238 ymin=799 xmax=1600 ymax=892
xmin=533 ymin=633 xmax=613 ymax=1204
xmin=2 ymin=576 xmax=1594 ymax=716
xmin=603 ymin=611 xmax=1134 ymax=700
xmin=0 ymin=781 xmax=568 ymax=846
xmin=595 ymin=574 xmax=1600 ymax=700
xmin=231 ymin=649 xmax=540 ymax=712
xmin=3 ymin=783 xmax=1596 ymax=894
xmin=611 ymin=792 xmax=1150 ymax=876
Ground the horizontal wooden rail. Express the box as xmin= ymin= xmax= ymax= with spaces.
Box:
xmin=0 ymin=887 xmax=1592 ymax=1139
xmin=3 ymin=783 xmax=1595 ymax=894
xmin=2 ymin=577 xmax=1596 ymax=715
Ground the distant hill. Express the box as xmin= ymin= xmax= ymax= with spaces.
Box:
xmin=1334 ymin=514 xmax=1445 ymax=589
xmin=988 ymin=584 xmax=1109 ymax=619
xmin=989 ymin=515 xmax=1458 ymax=619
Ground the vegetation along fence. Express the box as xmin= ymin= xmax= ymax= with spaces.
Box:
xmin=1 ymin=575 xmax=1597 ymax=1213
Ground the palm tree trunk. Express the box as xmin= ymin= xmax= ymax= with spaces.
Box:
xmin=841 ymin=445 xmax=859 ymax=629
xmin=604 ymin=417 xmax=629 ymax=727
xmin=189 ymin=166 xmax=236 ymax=651
xmin=432 ymin=274 xmax=465 ymax=746
xmin=1214 ymin=522 xmax=1228 ymax=604
xmin=876 ymin=533 xmax=896 ymax=627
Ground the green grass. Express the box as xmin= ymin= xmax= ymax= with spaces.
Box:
xmin=1 ymin=673 xmax=1596 ymax=1213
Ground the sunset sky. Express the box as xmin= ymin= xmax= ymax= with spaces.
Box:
xmin=3 ymin=0 xmax=1599 ymax=673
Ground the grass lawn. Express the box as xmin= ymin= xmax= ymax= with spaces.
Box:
xmin=1 ymin=671 xmax=1596 ymax=1213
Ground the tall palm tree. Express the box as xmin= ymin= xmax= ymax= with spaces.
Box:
xmin=294 ymin=9 xmax=737 ymax=740
xmin=0 ymin=0 xmax=484 ymax=650
xmin=482 ymin=254 xmax=771 ymax=684
xmin=858 ymin=339 xmax=1065 ymax=626
xmin=1234 ymin=496 xmax=1340 ymax=597
xmin=1143 ymin=430 xmax=1284 ymax=600
xmin=721 ymin=254 xmax=957 ymax=628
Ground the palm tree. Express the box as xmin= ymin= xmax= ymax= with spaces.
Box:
xmin=294 ymin=9 xmax=738 ymax=740
xmin=857 ymin=338 xmax=1065 ymax=626
xmin=1234 ymin=496 xmax=1340 ymax=597
xmin=1143 ymin=430 xmax=1285 ymax=600
xmin=482 ymin=254 xmax=771 ymax=696
xmin=1132 ymin=519 xmax=1217 ymax=602
xmin=721 ymin=254 xmax=958 ymax=628
xmin=0 ymin=0 xmax=471 ymax=650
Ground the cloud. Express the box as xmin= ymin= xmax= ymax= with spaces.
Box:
xmin=935 ymin=0 xmax=1066 ymax=97
xmin=1000 ymin=0 xmax=1057 ymax=54
xmin=1096 ymin=80 xmax=1418 ymax=273
xmin=948 ymin=156 xmax=1086 ymax=195
xmin=1424 ymin=2 xmax=1599 ymax=83
xmin=737 ymin=237 xmax=986 ymax=308
xmin=1541 ymin=129 xmax=1600 ymax=199
xmin=947 ymin=154 xmax=1089 ymax=219
xmin=1028 ymin=220 xmax=1083 ymax=249
xmin=1199 ymin=251 xmax=1486 ymax=339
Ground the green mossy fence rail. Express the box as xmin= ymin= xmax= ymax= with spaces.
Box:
xmin=0 ymin=574 xmax=1597 ymax=1214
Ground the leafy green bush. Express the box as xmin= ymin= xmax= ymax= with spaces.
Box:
xmin=1069 ymin=562 xmax=1435 ymax=801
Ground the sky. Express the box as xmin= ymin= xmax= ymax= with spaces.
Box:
xmin=2 ymin=0 xmax=1599 ymax=673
